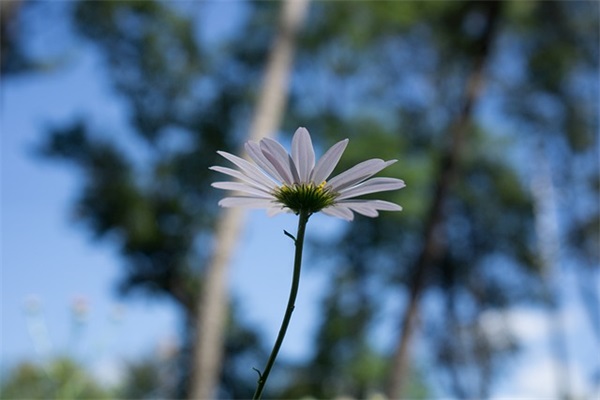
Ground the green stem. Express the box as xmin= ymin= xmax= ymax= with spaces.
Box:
xmin=252 ymin=209 xmax=310 ymax=400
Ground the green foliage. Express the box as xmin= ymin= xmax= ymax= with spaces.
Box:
xmin=116 ymin=355 xmax=181 ymax=400
xmin=40 ymin=120 xmax=202 ymax=311
xmin=118 ymin=358 xmax=163 ymax=399
xmin=0 ymin=358 xmax=111 ymax=399
xmin=74 ymin=1 xmax=204 ymax=141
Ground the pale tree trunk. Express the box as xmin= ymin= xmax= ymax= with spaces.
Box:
xmin=530 ymin=142 xmax=572 ymax=400
xmin=189 ymin=1 xmax=310 ymax=398
xmin=386 ymin=2 xmax=502 ymax=398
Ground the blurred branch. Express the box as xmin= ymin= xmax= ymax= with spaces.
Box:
xmin=386 ymin=2 xmax=503 ymax=398
xmin=189 ymin=1 xmax=310 ymax=398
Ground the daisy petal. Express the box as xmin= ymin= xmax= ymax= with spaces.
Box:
xmin=345 ymin=204 xmax=379 ymax=217
xmin=338 ymin=199 xmax=403 ymax=217
xmin=212 ymin=127 xmax=404 ymax=219
xmin=311 ymin=139 xmax=349 ymax=184
xmin=212 ymin=181 xmax=273 ymax=198
xmin=327 ymin=159 xmax=397 ymax=192
xmin=260 ymin=138 xmax=295 ymax=185
xmin=216 ymin=151 xmax=277 ymax=188
xmin=209 ymin=166 xmax=275 ymax=192
xmin=218 ymin=197 xmax=276 ymax=208
xmin=321 ymin=205 xmax=355 ymax=221
xmin=245 ymin=141 xmax=286 ymax=183
xmin=266 ymin=206 xmax=290 ymax=217
xmin=291 ymin=127 xmax=315 ymax=183
xmin=337 ymin=177 xmax=406 ymax=200
xmin=339 ymin=199 xmax=403 ymax=212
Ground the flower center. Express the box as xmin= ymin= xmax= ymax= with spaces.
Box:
xmin=273 ymin=181 xmax=337 ymax=214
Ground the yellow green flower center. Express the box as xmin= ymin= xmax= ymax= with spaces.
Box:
xmin=273 ymin=181 xmax=337 ymax=214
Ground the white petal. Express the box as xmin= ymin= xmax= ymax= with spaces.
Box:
xmin=266 ymin=206 xmax=290 ymax=217
xmin=339 ymin=199 xmax=403 ymax=212
xmin=338 ymin=199 xmax=403 ymax=216
xmin=321 ymin=205 xmax=355 ymax=221
xmin=245 ymin=141 xmax=286 ymax=183
xmin=310 ymin=139 xmax=349 ymax=184
xmin=337 ymin=177 xmax=406 ymax=200
xmin=260 ymin=138 xmax=296 ymax=185
xmin=327 ymin=159 xmax=397 ymax=192
xmin=218 ymin=197 xmax=277 ymax=208
xmin=291 ymin=127 xmax=315 ymax=183
xmin=210 ymin=166 xmax=276 ymax=192
xmin=212 ymin=181 xmax=274 ymax=198
xmin=345 ymin=204 xmax=379 ymax=217
xmin=216 ymin=151 xmax=278 ymax=189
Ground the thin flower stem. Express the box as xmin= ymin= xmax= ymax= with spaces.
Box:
xmin=252 ymin=209 xmax=310 ymax=400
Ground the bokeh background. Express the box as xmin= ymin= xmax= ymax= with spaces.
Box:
xmin=2 ymin=1 xmax=599 ymax=399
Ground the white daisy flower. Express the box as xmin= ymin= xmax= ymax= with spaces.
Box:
xmin=210 ymin=127 xmax=405 ymax=221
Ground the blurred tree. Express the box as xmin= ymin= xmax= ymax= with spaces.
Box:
xmin=118 ymin=357 xmax=167 ymax=399
xmin=37 ymin=0 xmax=271 ymax=397
xmin=505 ymin=0 xmax=600 ymax=346
xmin=386 ymin=2 xmax=504 ymax=396
xmin=1 ymin=0 xmax=34 ymax=76
xmin=0 ymin=358 xmax=111 ymax=399
xmin=1 ymin=0 xmax=74 ymax=77
xmin=274 ymin=0 xmax=598 ymax=398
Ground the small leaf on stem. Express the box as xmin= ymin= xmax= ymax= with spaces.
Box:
xmin=283 ymin=230 xmax=296 ymax=242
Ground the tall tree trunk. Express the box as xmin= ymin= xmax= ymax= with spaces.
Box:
xmin=386 ymin=2 xmax=502 ymax=398
xmin=189 ymin=1 xmax=310 ymax=398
